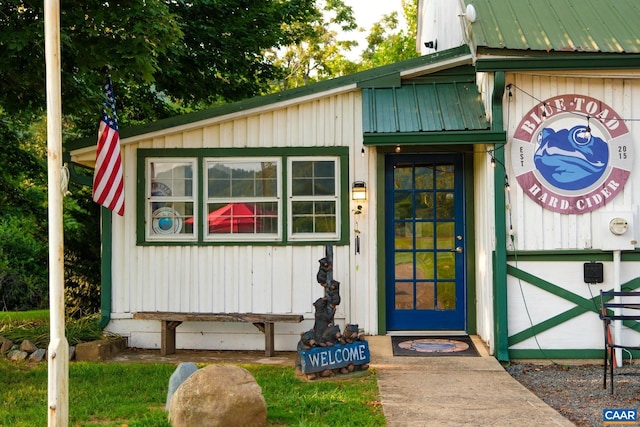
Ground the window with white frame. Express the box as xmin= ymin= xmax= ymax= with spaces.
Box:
xmin=139 ymin=149 xmax=344 ymax=244
xmin=204 ymin=158 xmax=281 ymax=241
xmin=146 ymin=158 xmax=197 ymax=240
xmin=288 ymin=157 xmax=340 ymax=240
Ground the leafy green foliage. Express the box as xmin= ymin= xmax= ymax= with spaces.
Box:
xmin=0 ymin=114 xmax=48 ymax=311
xmin=269 ymin=0 xmax=360 ymax=90
xmin=0 ymin=312 xmax=106 ymax=347
xmin=360 ymin=0 xmax=419 ymax=68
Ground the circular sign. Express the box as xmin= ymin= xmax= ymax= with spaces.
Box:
xmin=152 ymin=207 xmax=183 ymax=234
xmin=511 ymin=94 xmax=633 ymax=214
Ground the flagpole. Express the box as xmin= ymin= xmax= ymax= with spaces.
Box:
xmin=44 ymin=0 xmax=69 ymax=425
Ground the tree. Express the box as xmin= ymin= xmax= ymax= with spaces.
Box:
xmin=0 ymin=0 xmax=323 ymax=131
xmin=268 ymin=0 xmax=360 ymax=90
xmin=360 ymin=0 xmax=419 ymax=69
xmin=0 ymin=113 xmax=48 ymax=310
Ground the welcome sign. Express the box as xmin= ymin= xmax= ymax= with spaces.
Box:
xmin=298 ymin=341 xmax=370 ymax=374
xmin=512 ymin=94 xmax=633 ymax=214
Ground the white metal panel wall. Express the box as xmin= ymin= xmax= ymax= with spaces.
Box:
xmin=504 ymin=73 xmax=640 ymax=251
xmin=473 ymin=145 xmax=497 ymax=353
xmin=417 ymin=0 xmax=466 ymax=55
xmin=107 ymin=91 xmax=378 ymax=351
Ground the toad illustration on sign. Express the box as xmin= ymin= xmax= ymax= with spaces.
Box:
xmin=512 ymin=94 xmax=633 ymax=214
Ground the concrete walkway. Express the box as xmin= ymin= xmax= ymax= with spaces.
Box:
xmin=368 ymin=335 xmax=573 ymax=426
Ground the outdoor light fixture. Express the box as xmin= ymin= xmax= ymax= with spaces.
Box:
xmin=424 ymin=40 xmax=437 ymax=50
xmin=352 ymin=181 xmax=367 ymax=201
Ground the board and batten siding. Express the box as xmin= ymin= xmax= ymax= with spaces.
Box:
xmin=504 ymin=72 xmax=640 ymax=251
xmin=500 ymin=72 xmax=640 ymax=354
xmin=105 ymin=90 xmax=374 ymax=351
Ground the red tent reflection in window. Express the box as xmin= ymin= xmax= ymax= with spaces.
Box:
xmin=186 ymin=202 xmax=274 ymax=234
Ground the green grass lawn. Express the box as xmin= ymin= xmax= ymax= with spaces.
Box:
xmin=0 ymin=311 xmax=385 ymax=426
xmin=0 ymin=360 xmax=384 ymax=426
xmin=0 ymin=309 xmax=49 ymax=322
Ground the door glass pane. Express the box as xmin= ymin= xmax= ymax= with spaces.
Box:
xmin=437 ymin=282 xmax=456 ymax=310
xmin=436 ymin=192 xmax=455 ymax=219
xmin=395 ymin=282 xmax=413 ymax=310
xmin=436 ymin=164 xmax=454 ymax=189
xmin=416 ymin=282 xmax=435 ymax=309
xmin=437 ymin=252 xmax=455 ymax=279
xmin=395 ymin=222 xmax=413 ymax=249
xmin=415 ymin=165 xmax=434 ymax=190
xmin=394 ymin=192 xmax=413 ymax=219
xmin=395 ymin=252 xmax=413 ymax=279
xmin=416 ymin=252 xmax=434 ymax=279
xmin=394 ymin=164 xmax=413 ymax=189
xmin=415 ymin=222 xmax=434 ymax=249
xmin=415 ymin=192 xmax=433 ymax=219
xmin=436 ymin=222 xmax=454 ymax=250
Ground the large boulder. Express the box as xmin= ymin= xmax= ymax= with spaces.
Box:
xmin=168 ymin=364 xmax=267 ymax=427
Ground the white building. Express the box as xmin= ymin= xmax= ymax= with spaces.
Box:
xmin=68 ymin=0 xmax=640 ymax=361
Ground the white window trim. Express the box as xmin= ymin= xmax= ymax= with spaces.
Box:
xmin=287 ymin=156 xmax=341 ymax=242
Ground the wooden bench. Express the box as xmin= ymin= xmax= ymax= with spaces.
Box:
xmin=600 ymin=290 xmax=640 ymax=393
xmin=132 ymin=312 xmax=304 ymax=357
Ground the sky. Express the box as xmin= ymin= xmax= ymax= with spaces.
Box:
xmin=340 ymin=0 xmax=406 ymax=59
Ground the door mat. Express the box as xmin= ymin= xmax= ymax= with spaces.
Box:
xmin=391 ymin=336 xmax=479 ymax=357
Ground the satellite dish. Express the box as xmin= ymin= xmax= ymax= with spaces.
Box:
xmin=466 ymin=4 xmax=477 ymax=23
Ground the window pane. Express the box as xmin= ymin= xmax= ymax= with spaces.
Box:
xmin=395 ymin=282 xmax=413 ymax=310
xmin=291 ymin=201 xmax=336 ymax=233
xmin=150 ymin=202 xmax=194 ymax=235
xmin=416 ymin=282 xmax=435 ymax=309
xmin=437 ymin=282 xmax=456 ymax=310
xmin=291 ymin=160 xmax=335 ymax=196
xmin=207 ymin=161 xmax=277 ymax=198
xmin=151 ymin=161 xmax=193 ymax=197
xmin=205 ymin=202 xmax=278 ymax=235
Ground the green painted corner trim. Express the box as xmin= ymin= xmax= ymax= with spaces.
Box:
xmin=509 ymin=349 xmax=604 ymax=359
xmin=363 ymin=130 xmax=505 ymax=146
xmin=492 ymin=71 xmax=509 ymax=362
xmin=98 ymin=207 xmax=112 ymax=329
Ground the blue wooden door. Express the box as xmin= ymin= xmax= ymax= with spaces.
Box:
xmin=385 ymin=154 xmax=466 ymax=331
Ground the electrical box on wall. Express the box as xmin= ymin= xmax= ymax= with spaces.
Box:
xmin=592 ymin=211 xmax=638 ymax=251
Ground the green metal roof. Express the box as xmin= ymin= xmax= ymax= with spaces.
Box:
xmin=362 ymin=82 xmax=490 ymax=134
xmin=468 ymin=0 xmax=640 ymax=53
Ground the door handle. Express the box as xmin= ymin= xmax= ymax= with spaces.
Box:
xmin=451 ymin=246 xmax=463 ymax=253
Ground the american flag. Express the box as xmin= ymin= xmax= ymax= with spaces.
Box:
xmin=93 ymin=76 xmax=124 ymax=216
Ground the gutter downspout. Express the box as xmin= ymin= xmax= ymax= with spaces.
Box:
xmin=63 ymin=158 xmax=112 ymax=330
xmin=491 ymin=71 xmax=510 ymax=362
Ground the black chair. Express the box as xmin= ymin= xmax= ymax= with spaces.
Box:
xmin=600 ymin=290 xmax=640 ymax=394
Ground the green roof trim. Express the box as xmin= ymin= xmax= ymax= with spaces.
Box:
xmin=66 ymin=45 xmax=472 ymax=152
xmin=467 ymin=0 xmax=640 ymax=54
xmin=476 ymin=52 xmax=640 ymax=71
xmin=363 ymin=130 xmax=506 ymax=146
